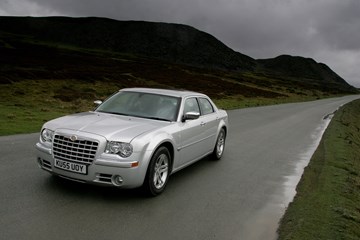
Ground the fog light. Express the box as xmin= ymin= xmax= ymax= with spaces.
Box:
xmin=111 ymin=175 xmax=124 ymax=186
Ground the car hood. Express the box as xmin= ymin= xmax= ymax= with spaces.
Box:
xmin=44 ymin=112 xmax=169 ymax=142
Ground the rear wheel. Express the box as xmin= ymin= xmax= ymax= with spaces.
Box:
xmin=143 ymin=146 xmax=171 ymax=196
xmin=211 ymin=128 xmax=226 ymax=160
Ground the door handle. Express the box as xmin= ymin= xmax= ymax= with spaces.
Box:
xmin=200 ymin=122 xmax=206 ymax=126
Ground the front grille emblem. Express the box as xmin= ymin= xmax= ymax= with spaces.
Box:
xmin=69 ymin=135 xmax=78 ymax=142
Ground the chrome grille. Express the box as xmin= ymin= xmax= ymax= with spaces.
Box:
xmin=53 ymin=135 xmax=98 ymax=164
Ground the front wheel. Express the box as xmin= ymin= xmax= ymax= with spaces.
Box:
xmin=143 ymin=146 xmax=171 ymax=196
xmin=211 ymin=128 xmax=226 ymax=160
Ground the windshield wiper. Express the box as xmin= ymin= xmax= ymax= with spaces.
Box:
xmin=145 ymin=116 xmax=172 ymax=122
xmin=97 ymin=111 xmax=130 ymax=116
xmin=98 ymin=111 xmax=172 ymax=122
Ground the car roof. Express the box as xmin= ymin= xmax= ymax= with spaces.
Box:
xmin=120 ymin=88 xmax=207 ymax=98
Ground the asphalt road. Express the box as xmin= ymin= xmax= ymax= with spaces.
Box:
xmin=1 ymin=95 xmax=359 ymax=240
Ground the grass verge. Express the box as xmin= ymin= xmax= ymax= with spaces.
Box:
xmin=278 ymin=99 xmax=360 ymax=239
xmin=0 ymin=79 xmax=334 ymax=136
xmin=0 ymin=80 xmax=119 ymax=135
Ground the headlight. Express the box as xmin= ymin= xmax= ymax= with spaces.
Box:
xmin=41 ymin=128 xmax=54 ymax=142
xmin=105 ymin=141 xmax=133 ymax=158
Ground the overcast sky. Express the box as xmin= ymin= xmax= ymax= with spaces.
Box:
xmin=1 ymin=0 xmax=360 ymax=87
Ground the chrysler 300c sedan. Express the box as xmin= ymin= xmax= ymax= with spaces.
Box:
xmin=36 ymin=88 xmax=228 ymax=195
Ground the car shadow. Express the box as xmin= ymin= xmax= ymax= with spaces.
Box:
xmin=41 ymin=155 xmax=222 ymax=201
xmin=43 ymin=174 xmax=145 ymax=200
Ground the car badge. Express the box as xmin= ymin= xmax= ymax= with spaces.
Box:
xmin=69 ymin=135 xmax=78 ymax=142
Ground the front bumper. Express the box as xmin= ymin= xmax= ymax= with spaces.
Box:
xmin=35 ymin=142 xmax=147 ymax=188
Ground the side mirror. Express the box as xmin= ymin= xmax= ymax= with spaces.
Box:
xmin=182 ymin=112 xmax=200 ymax=122
xmin=94 ymin=100 xmax=103 ymax=106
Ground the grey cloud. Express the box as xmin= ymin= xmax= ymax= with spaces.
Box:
xmin=315 ymin=0 xmax=360 ymax=51
xmin=0 ymin=0 xmax=60 ymax=15
xmin=13 ymin=0 xmax=360 ymax=54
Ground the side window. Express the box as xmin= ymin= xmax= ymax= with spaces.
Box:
xmin=198 ymin=98 xmax=214 ymax=115
xmin=184 ymin=98 xmax=200 ymax=114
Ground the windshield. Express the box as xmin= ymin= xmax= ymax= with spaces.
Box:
xmin=96 ymin=91 xmax=181 ymax=122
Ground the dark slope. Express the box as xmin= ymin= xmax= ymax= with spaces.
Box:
xmin=257 ymin=55 xmax=355 ymax=93
xmin=0 ymin=16 xmax=357 ymax=94
xmin=0 ymin=16 xmax=255 ymax=71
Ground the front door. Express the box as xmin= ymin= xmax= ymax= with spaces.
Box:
xmin=178 ymin=97 xmax=214 ymax=166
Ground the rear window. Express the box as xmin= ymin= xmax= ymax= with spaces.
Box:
xmin=198 ymin=98 xmax=214 ymax=115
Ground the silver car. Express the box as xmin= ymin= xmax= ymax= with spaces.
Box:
xmin=36 ymin=88 xmax=228 ymax=195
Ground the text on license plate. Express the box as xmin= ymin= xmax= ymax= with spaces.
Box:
xmin=54 ymin=159 xmax=87 ymax=175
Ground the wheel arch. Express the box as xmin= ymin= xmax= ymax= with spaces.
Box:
xmin=221 ymin=125 xmax=227 ymax=136
xmin=217 ymin=122 xmax=228 ymax=140
xmin=152 ymin=141 xmax=175 ymax=174
xmin=142 ymin=141 xmax=175 ymax=196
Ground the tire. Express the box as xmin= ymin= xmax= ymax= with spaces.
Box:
xmin=143 ymin=146 xmax=171 ymax=196
xmin=211 ymin=128 xmax=226 ymax=160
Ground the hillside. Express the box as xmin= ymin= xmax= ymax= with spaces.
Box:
xmin=1 ymin=16 xmax=359 ymax=135
xmin=257 ymin=55 xmax=355 ymax=93
xmin=0 ymin=16 xmax=358 ymax=99
xmin=0 ymin=16 xmax=255 ymax=71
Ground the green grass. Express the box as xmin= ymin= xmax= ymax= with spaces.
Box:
xmin=0 ymin=80 xmax=120 ymax=135
xmin=213 ymin=94 xmax=323 ymax=110
xmin=278 ymin=99 xmax=360 ymax=240
xmin=0 ymin=78 xmax=351 ymax=136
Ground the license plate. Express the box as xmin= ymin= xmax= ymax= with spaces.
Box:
xmin=54 ymin=159 xmax=87 ymax=175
